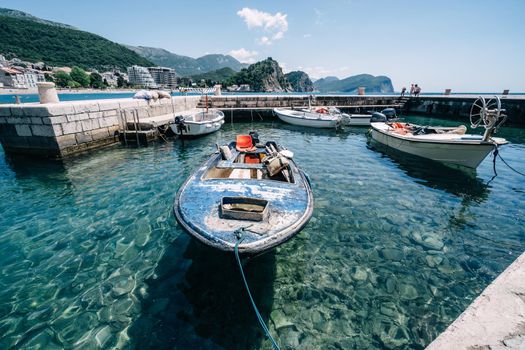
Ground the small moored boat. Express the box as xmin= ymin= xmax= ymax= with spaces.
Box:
xmin=369 ymin=96 xmax=508 ymax=168
xmin=170 ymin=109 xmax=225 ymax=136
xmin=341 ymin=108 xmax=398 ymax=126
xmin=274 ymin=106 xmax=342 ymax=128
xmin=174 ymin=132 xmax=314 ymax=254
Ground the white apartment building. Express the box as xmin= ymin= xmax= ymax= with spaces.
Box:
xmin=147 ymin=67 xmax=177 ymax=89
xmin=127 ymin=66 xmax=157 ymax=88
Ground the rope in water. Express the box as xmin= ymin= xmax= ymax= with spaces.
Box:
xmin=234 ymin=229 xmax=281 ymax=350
xmin=488 ymin=144 xmax=525 ymax=184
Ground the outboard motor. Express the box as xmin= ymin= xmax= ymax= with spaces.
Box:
xmin=174 ymin=116 xmax=187 ymax=134
xmin=249 ymin=131 xmax=260 ymax=145
xmin=381 ymin=108 xmax=397 ymax=120
xmin=370 ymin=112 xmax=387 ymax=123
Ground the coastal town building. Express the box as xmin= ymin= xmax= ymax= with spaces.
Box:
xmin=1 ymin=67 xmax=26 ymax=88
xmin=147 ymin=67 xmax=177 ymax=89
xmin=100 ymin=72 xmax=119 ymax=87
xmin=127 ymin=65 xmax=157 ymax=88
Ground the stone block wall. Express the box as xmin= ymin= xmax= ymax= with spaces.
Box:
xmin=0 ymin=96 xmax=200 ymax=158
xmin=405 ymin=96 xmax=525 ymax=126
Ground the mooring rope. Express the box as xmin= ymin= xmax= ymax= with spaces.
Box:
xmin=488 ymin=144 xmax=525 ymax=185
xmin=234 ymin=228 xmax=281 ymax=350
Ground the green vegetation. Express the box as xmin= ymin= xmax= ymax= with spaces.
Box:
xmin=127 ymin=46 xmax=247 ymax=77
xmin=226 ymin=58 xmax=291 ymax=92
xmin=284 ymin=71 xmax=314 ymax=92
xmin=54 ymin=71 xmax=73 ymax=88
xmin=191 ymin=67 xmax=237 ymax=85
xmin=70 ymin=66 xmax=90 ymax=88
xmin=89 ymin=72 xmax=105 ymax=89
xmin=0 ymin=14 xmax=153 ymax=70
xmin=314 ymin=74 xmax=394 ymax=93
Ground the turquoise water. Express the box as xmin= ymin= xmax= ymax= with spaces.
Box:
xmin=0 ymin=116 xmax=524 ymax=349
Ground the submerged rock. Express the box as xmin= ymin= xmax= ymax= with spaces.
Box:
xmin=270 ymin=309 xmax=295 ymax=330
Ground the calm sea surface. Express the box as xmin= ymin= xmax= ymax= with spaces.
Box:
xmin=0 ymin=116 xmax=524 ymax=349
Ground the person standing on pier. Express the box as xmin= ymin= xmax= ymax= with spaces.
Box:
xmin=414 ymin=84 xmax=421 ymax=97
xmin=410 ymin=84 xmax=415 ymax=96
xmin=401 ymin=87 xmax=407 ymax=96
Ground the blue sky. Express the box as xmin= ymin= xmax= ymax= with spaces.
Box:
xmin=1 ymin=0 xmax=524 ymax=92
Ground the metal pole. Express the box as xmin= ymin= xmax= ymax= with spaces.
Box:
xmin=123 ymin=110 xmax=128 ymax=146
xmin=133 ymin=110 xmax=140 ymax=146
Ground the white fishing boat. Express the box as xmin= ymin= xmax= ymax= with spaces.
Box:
xmin=369 ymin=96 xmax=508 ymax=168
xmin=274 ymin=106 xmax=342 ymax=128
xmin=170 ymin=109 xmax=225 ymax=136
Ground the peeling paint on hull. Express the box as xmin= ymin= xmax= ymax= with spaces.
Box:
xmin=173 ymin=149 xmax=314 ymax=254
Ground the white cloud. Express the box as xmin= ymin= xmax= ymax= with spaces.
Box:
xmin=258 ymin=36 xmax=271 ymax=45
xmin=303 ymin=33 xmax=312 ymax=38
xmin=228 ymin=48 xmax=258 ymax=63
xmin=237 ymin=8 xmax=288 ymax=45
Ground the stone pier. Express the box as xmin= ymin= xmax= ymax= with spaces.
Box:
xmin=427 ymin=251 xmax=525 ymax=349
xmin=1 ymin=94 xmax=524 ymax=158
xmin=0 ymin=96 xmax=200 ymax=158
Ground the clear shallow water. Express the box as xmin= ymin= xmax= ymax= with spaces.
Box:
xmin=0 ymin=116 xmax=524 ymax=349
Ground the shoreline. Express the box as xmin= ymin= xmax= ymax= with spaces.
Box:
xmin=0 ymin=88 xmax=138 ymax=95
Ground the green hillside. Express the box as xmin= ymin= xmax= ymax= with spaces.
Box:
xmin=191 ymin=67 xmax=237 ymax=82
xmin=127 ymin=46 xmax=246 ymax=76
xmin=314 ymin=74 xmax=394 ymax=93
xmin=0 ymin=13 xmax=153 ymax=70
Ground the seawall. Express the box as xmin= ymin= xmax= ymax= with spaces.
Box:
xmin=1 ymin=94 xmax=524 ymax=158
xmin=0 ymin=96 xmax=199 ymax=158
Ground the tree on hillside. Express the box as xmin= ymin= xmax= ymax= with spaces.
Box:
xmin=89 ymin=72 xmax=105 ymax=89
xmin=70 ymin=66 xmax=90 ymax=88
xmin=54 ymin=71 xmax=72 ymax=88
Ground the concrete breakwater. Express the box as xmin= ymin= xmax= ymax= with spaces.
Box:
xmin=0 ymin=96 xmax=199 ymax=157
xmin=1 ymin=94 xmax=524 ymax=158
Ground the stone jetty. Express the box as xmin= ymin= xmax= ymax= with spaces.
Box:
xmin=1 ymin=93 xmax=524 ymax=158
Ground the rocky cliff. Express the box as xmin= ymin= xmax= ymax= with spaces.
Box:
xmin=231 ymin=58 xmax=291 ymax=92
xmin=285 ymin=71 xmax=314 ymax=92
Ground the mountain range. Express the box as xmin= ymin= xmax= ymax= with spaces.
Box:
xmin=0 ymin=8 xmax=152 ymax=70
xmin=314 ymin=74 xmax=394 ymax=93
xmin=125 ymin=45 xmax=247 ymax=77
xmin=0 ymin=7 xmax=395 ymax=93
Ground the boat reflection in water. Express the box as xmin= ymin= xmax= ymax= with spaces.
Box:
xmin=367 ymin=140 xmax=490 ymax=203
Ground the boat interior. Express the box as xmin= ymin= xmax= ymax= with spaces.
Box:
xmin=204 ymin=135 xmax=294 ymax=183
xmin=186 ymin=111 xmax=220 ymax=122
xmin=388 ymin=122 xmax=468 ymax=137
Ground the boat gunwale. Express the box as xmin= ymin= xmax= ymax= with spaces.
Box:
xmin=370 ymin=122 xmax=508 ymax=146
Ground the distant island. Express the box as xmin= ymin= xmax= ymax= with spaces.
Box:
xmin=0 ymin=7 xmax=394 ymax=94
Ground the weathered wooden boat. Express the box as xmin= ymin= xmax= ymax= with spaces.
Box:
xmin=369 ymin=96 xmax=508 ymax=168
xmin=174 ymin=133 xmax=314 ymax=254
xmin=170 ymin=109 xmax=225 ymax=136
